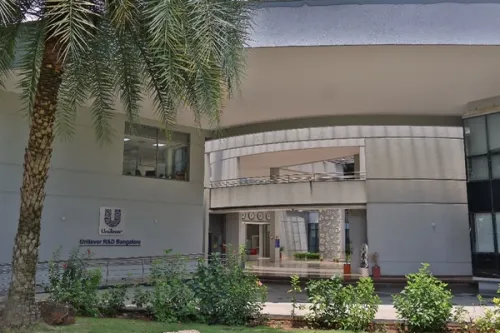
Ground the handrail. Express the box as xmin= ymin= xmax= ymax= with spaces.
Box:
xmin=210 ymin=171 xmax=366 ymax=188
xmin=0 ymin=253 xmax=207 ymax=295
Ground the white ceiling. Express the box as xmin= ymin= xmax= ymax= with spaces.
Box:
xmin=214 ymin=45 xmax=500 ymax=129
xmin=5 ymin=45 xmax=500 ymax=135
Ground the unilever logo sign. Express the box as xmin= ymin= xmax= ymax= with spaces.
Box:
xmin=99 ymin=207 xmax=124 ymax=235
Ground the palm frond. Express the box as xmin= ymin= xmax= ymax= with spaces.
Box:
xmin=133 ymin=33 xmax=177 ymax=130
xmin=87 ymin=23 xmax=116 ymax=144
xmin=45 ymin=0 xmax=99 ymax=62
xmin=0 ymin=23 xmax=22 ymax=88
xmin=17 ymin=21 xmax=46 ymax=117
xmin=55 ymin=56 xmax=89 ymax=141
xmin=182 ymin=0 xmax=253 ymax=129
xmin=108 ymin=0 xmax=139 ymax=32
xmin=112 ymin=29 xmax=143 ymax=128
xmin=0 ymin=0 xmax=17 ymax=26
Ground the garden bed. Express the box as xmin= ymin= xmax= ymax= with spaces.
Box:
xmin=32 ymin=317 xmax=354 ymax=333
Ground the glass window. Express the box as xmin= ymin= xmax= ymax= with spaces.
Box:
xmin=123 ymin=123 xmax=190 ymax=181
xmin=488 ymin=113 xmax=500 ymax=153
xmin=464 ymin=117 xmax=488 ymax=156
xmin=496 ymin=213 xmax=500 ymax=254
xmin=492 ymin=155 xmax=500 ymax=179
xmin=468 ymin=156 xmax=489 ymax=181
xmin=475 ymin=213 xmax=495 ymax=253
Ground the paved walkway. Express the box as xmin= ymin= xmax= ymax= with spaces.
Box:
xmin=263 ymin=303 xmax=491 ymax=321
xmin=0 ymin=283 xmax=496 ymax=321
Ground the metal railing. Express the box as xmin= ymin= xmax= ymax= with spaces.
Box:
xmin=210 ymin=172 xmax=366 ymax=188
xmin=0 ymin=253 xmax=206 ymax=296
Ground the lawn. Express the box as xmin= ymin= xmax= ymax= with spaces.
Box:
xmin=32 ymin=318 xmax=351 ymax=333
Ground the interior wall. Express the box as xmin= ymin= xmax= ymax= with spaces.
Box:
xmin=365 ymin=136 xmax=471 ymax=276
xmin=0 ymin=92 xmax=206 ymax=263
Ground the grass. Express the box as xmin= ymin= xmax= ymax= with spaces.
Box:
xmin=30 ymin=317 xmax=352 ymax=333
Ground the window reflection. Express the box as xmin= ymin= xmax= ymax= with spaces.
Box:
xmin=467 ymin=156 xmax=489 ymax=181
xmin=475 ymin=213 xmax=495 ymax=253
xmin=464 ymin=117 xmax=487 ymax=157
xmin=123 ymin=123 xmax=189 ymax=181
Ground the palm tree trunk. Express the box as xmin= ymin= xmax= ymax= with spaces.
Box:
xmin=2 ymin=38 xmax=63 ymax=328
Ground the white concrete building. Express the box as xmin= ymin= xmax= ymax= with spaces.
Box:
xmin=206 ymin=125 xmax=470 ymax=276
xmin=2 ymin=0 xmax=500 ymax=289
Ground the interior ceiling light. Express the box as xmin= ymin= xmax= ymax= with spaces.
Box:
xmin=153 ymin=143 xmax=166 ymax=147
xmin=124 ymin=138 xmax=130 ymax=141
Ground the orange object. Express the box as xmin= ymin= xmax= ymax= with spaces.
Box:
xmin=343 ymin=263 xmax=351 ymax=275
xmin=372 ymin=266 xmax=381 ymax=279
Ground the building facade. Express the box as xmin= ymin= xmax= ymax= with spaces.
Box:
xmin=2 ymin=0 xmax=500 ymax=289
xmin=206 ymin=125 xmax=471 ymax=276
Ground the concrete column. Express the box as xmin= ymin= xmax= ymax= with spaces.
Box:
xmin=259 ymin=224 xmax=264 ymax=257
xmin=269 ymin=211 xmax=281 ymax=263
xmin=203 ymin=189 xmax=210 ymax=255
xmin=204 ymin=153 xmax=211 ymax=188
xmin=354 ymin=154 xmax=360 ymax=177
xmin=349 ymin=209 xmax=367 ymax=273
xmin=225 ymin=213 xmax=244 ymax=251
xmin=318 ymin=209 xmax=345 ymax=261
xmin=202 ymin=154 xmax=211 ymax=256
xmin=359 ymin=147 xmax=366 ymax=177
xmin=238 ymin=213 xmax=246 ymax=251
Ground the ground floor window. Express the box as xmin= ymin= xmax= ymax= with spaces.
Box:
xmin=470 ymin=212 xmax=500 ymax=278
xmin=474 ymin=213 xmax=495 ymax=253
xmin=307 ymin=223 xmax=319 ymax=253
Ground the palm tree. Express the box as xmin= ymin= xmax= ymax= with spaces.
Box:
xmin=0 ymin=0 xmax=252 ymax=327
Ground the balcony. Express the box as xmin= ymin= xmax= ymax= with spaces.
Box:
xmin=209 ymin=172 xmax=367 ymax=210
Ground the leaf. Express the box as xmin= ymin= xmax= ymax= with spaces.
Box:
xmin=45 ymin=0 xmax=98 ymax=62
xmin=17 ymin=20 xmax=46 ymax=117
xmin=0 ymin=22 xmax=22 ymax=88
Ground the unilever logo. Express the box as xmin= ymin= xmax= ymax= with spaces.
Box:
xmin=104 ymin=208 xmax=122 ymax=228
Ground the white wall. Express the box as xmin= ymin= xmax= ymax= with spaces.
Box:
xmin=210 ymin=180 xmax=367 ymax=209
xmin=365 ymin=137 xmax=471 ymax=276
xmin=0 ymin=91 xmax=206 ymax=263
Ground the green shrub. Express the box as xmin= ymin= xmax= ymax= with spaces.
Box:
xmin=306 ymin=275 xmax=379 ymax=332
xmin=473 ymin=293 xmax=500 ymax=332
xmin=288 ymin=274 xmax=304 ymax=320
xmin=131 ymin=286 xmax=152 ymax=312
xmin=342 ymin=278 xmax=380 ymax=332
xmin=45 ymin=248 xmax=102 ymax=317
xmin=307 ymin=275 xmax=348 ymax=329
xmin=149 ymin=252 xmax=198 ymax=323
xmin=293 ymin=252 xmax=320 ymax=260
xmin=393 ymin=263 xmax=453 ymax=333
xmin=192 ymin=249 xmax=267 ymax=325
xmin=98 ymin=285 xmax=129 ymax=316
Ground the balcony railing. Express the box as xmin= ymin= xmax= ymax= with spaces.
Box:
xmin=210 ymin=172 xmax=366 ymax=189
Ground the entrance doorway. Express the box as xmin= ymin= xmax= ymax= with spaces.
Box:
xmin=244 ymin=222 xmax=271 ymax=261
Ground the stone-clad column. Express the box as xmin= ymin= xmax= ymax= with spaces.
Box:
xmin=319 ymin=209 xmax=345 ymax=261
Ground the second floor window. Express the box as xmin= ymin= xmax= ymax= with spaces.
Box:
xmin=123 ymin=123 xmax=190 ymax=181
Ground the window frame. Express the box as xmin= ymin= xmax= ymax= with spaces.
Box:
xmin=464 ymin=113 xmax=500 ymax=255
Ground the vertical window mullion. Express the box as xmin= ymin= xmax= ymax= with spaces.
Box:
xmin=486 ymin=115 xmax=498 ymax=253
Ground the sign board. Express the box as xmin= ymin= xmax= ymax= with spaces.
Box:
xmin=79 ymin=239 xmax=141 ymax=246
xmin=99 ymin=207 xmax=125 ymax=236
